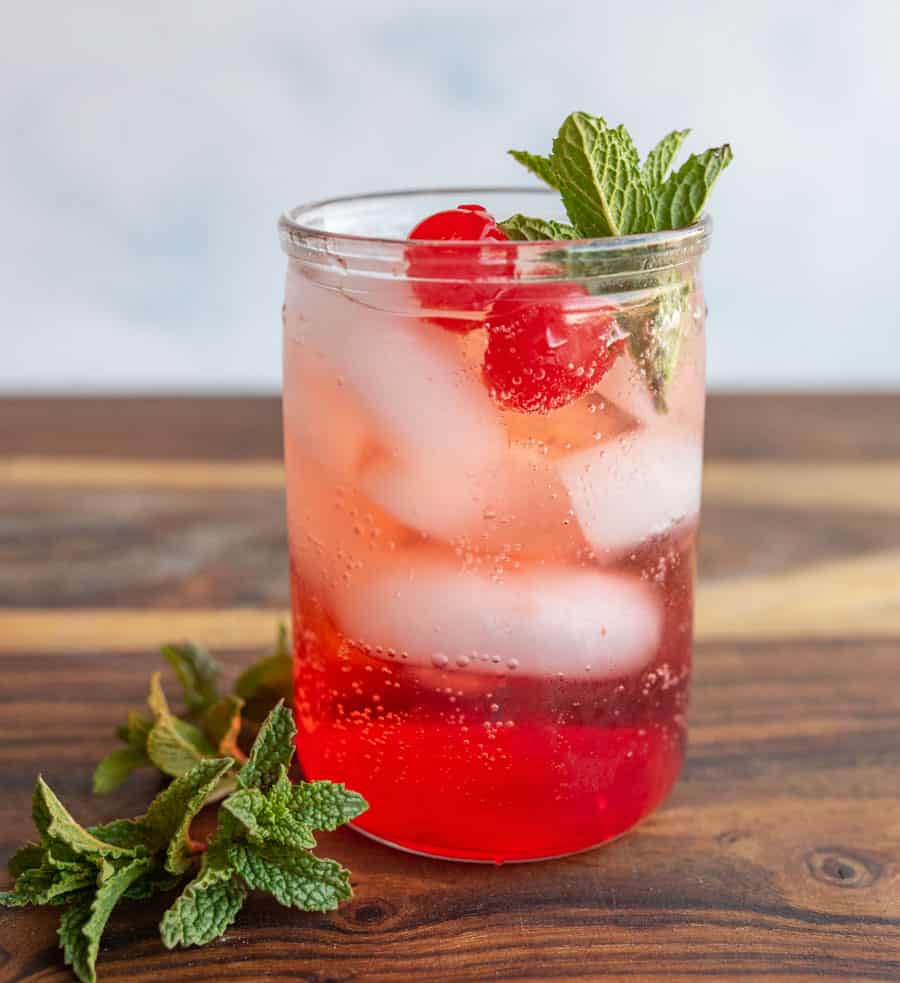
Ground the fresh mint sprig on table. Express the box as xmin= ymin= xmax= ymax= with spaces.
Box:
xmin=93 ymin=626 xmax=293 ymax=795
xmin=0 ymin=631 xmax=368 ymax=983
xmin=501 ymin=111 xmax=732 ymax=413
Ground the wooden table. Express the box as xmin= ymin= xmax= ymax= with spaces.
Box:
xmin=1 ymin=395 xmax=899 ymax=982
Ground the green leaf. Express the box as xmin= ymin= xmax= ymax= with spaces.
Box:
xmin=152 ymin=758 xmax=235 ymax=874
xmin=230 ymin=841 xmax=352 ymax=912
xmin=114 ymin=712 xmax=152 ymax=751
xmin=202 ymin=695 xmax=244 ymax=757
xmin=221 ymin=771 xmax=315 ymax=850
xmin=0 ymin=890 xmax=32 ymax=907
xmin=508 ymin=149 xmax=559 ymax=189
xmin=161 ymin=642 xmax=221 ymax=714
xmin=32 ymin=778 xmax=133 ymax=859
xmin=290 ymin=779 xmax=368 ymax=832
xmin=89 ymin=756 xmax=234 ymax=874
xmin=236 ymin=702 xmax=296 ymax=792
xmin=617 ymin=278 xmax=691 ymax=412
xmin=234 ymin=626 xmax=292 ymax=723
xmin=13 ymin=857 xmax=97 ymax=906
xmin=499 ymin=214 xmax=579 ymax=241
xmin=160 ymin=848 xmax=246 ymax=949
xmin=8 ymin=843 xmax=44 ymax=878
xmin=655 ymin=144 xmax=733 ymax=229
xmin=86 ymin=818 xmax=149 ymax=851
xmin=550 ymin=112 xmax=654 ymax=237
xmin=146 ymin=674 xmax=216 ymax=778
xmin=92 ymin=746 xmax=150 ymax=795
xmin=641 ymin=128 xmax=690 ymax=191
xmin=122 ymin=865 xmax=183 ymax=900
xmin=60 ymin=858 xmax=150 ymax=983
xmin=58 ymin=893 xmax=95 ymax=983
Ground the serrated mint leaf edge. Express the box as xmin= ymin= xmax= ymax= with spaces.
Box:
xmin=642 ymin=128 xmax=691 ymax=191
xmin=508 ymin=149 xmax=559 ymax=189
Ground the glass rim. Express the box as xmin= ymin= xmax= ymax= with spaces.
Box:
xmin=278 ymin=188 xmax=710 ymax=288
xmin=279 ymin=186 xmax=710 ymax=249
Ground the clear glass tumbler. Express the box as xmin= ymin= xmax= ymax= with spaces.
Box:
xmin=279 ymin=189 xmax=708 ymax=862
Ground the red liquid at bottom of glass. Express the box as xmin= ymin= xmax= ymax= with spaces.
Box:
xmin=291 ymin=536 xmax=692 ymax=863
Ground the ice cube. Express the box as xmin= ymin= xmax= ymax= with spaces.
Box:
xmin=288 ymin=278 xmax=507 ymax=469
xmin=282 ymin=342 xmax=379 ymax=479
xmin=595 ymin=311 xmax=706 ymax=429
xmin=331 ymin=548 xmax=662 ymax=677
xmin=363 ymin=440 xmax=584 ymax=557
xmin=287 ymin=277 xmax=524 ymax=540
xmin=558 ymin=425 xmax=702 ymax=556
xmin=284 ymin=440 xmax=416 ymax=600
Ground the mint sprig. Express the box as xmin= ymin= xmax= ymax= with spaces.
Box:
xmin=501 ymin=110 xmax=731 ymax=412
xmin=2 ymin=702 xmax=368 ymax=983
xmin=92 ymin=626 xmax=292 ymax=795
xmin=501 ymin=110 xmax=731 ymax=238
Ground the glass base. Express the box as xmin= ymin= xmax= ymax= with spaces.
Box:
xmin=347 ymin=820 xmax=641 ymax=865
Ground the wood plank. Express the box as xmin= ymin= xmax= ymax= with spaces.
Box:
xmin=3 ymin=394 xmax=900 ymax=461
xmin=704 ymin=392 xmax=900 ymax=460
xmin=5 ymin=457 xmax=900 ymax=517
xmin=1 ymin=639 xmax=898 ymax=982
xmin=0 ymin=396 xmax=283 ymax=460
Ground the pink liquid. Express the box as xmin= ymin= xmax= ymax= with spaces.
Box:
xmin=282 ymin=275 xmax=705 ymax=862
xmin=291 ymin=530 xmax=693 ymax=863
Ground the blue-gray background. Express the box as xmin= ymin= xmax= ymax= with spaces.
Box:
xmin=3 ymin=1 xmax=897 ymax=392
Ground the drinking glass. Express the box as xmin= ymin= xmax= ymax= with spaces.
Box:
xmin=279 ymin=189 xmax=708 ymax=862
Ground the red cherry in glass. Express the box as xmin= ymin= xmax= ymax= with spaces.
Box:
xmin=407 ymin=204 xmax=512 ymax=333
xmin=483 ymin=283 xmax=623 ymax=413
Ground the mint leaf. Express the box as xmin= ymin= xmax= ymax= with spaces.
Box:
xmin=161 ymin=643 xmax=221 ymax=714
xmin=33 ymin=778 xmax=133 ymax=859
xmin=291 ymin=779 xmax=368 ymax=832
xmin=236 ymin=701 xmax=296 ymax=792
xmin=60 ymin=858 xmax=150 ymax=983
xmin=618 ymin=279 xmax=691 ymax=412
xmin=123 ymin=866 xmax=183 ymax=900
xmin=12 ymin=857 xmax=96 ymax=906
xmin=86 ymin=818 xmax=150 ymax=851
xmin=203 ymin=696 xmax=244 ymax=758
xmin=655 ymin=144 xmax=733 ymax=229
xmin=550 ymin=112 xmax=654 ymax=237
xmin=234 ymin=625 xmax=292 ymax=723
xmin=0 ymin=890 xmax=31 ymax=907
xmin=149 ymin=758 xmax=234 ymax=873
xmin=92 ymin=746 xmax=149 ymax=795
xmin=160 ymin=847 xmax=246 ymax=949
xmin=116 ymin=712 xmax=151 ymax=751
xmin=229 ymin=841 xmax=352 ymax=912
xmin=508 ymin=149 xmax=558 ymax=189
xmin=642 ymin=128 xmax=690 ymax=191
xmin=222 ymin=770 xmax=315 ymax=850
xmin=8 ymin=843 xmax=44 ymax=877
xmin=92 ymin=756 xmax=234 ymax=875
xmin=58 ymin=893 xmax=95 ymax=983
xmin=146 ymin=674 xmax=216 ymax=778
xmin=499 ymin=215 xmax=579 ymax=241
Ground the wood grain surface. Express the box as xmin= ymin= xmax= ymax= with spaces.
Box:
xmin=1 ymin=394 xmax=899 ymax=982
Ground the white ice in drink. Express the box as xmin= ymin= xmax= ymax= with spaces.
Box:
xmin=282 ymin=273 xmax=710 ymax=678
xmin=331 ymin=548 xmax=662 ymax=678
xmin=558 ymin=424 xmax=702 ymax=556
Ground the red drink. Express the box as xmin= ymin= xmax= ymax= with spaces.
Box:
xmin=280 ymin=191 xmax=707 ymax=862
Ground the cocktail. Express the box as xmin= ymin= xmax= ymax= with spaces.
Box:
xmin=279 ymin=114 xmax=728 ymax=862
